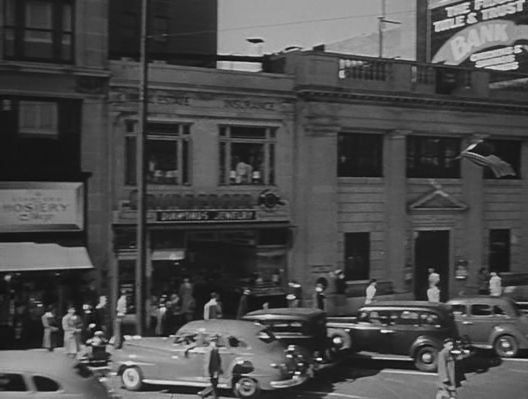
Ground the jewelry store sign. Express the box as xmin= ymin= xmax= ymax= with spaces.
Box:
xmin=0 ymin=182 xmax=84 ymax=232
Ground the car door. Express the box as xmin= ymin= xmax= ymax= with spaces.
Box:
xmin=466 ymin=303 xmax=495 ymax=346
xmin=386 ymin=310 xmax=421 ymax=356
xmin=165 ymin=332 xmax=202 ymax=382
xmin=181 ymin=332 xmax=211 ymax=384
xmin=352 ymin=310 xmax=391 ymax=354
xmin=450 ymin=303 xmax=472 ymax=340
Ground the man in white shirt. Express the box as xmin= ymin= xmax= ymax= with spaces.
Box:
xmin=427 ymin=284 xmax=440 ymax=303
xmin=365 ymin=279 xmax=377 ymax=305
xmin=114 ymin=290 xmax=127 ymax=349
xmin=489 ymin=272 xmax=502 ymax=297
xmin=428 ymin=268 xmax=440 ymax=287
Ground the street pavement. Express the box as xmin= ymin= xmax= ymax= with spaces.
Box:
xmin=104 ymin=350 xmax=528 ymax=399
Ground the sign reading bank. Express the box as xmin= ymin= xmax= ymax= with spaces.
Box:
xmin=429 ymin=0 xmax=528 ymax=71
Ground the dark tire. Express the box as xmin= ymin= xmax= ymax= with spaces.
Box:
xmin=121 ymin=366 xmax=143 ymax=391
xmin=233 ymin=376 xmax=260 ymax=398
xmin=494 ymin=335 xmax=518 ymax=358
xmin=414 ymin=346 xmax=438 ymax=372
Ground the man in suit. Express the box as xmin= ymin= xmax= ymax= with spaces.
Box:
xmin=198 ymin=334 xmax=222 ymax=399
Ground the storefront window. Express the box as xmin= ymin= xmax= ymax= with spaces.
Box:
xmin=219 ymin=126 xmax=276 ymax=185
xmin=126 ymin=122 xmax=191 ymax=186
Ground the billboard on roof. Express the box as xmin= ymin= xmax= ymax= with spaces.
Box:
xmin=428 ymin=0 xmax=528 ymax=72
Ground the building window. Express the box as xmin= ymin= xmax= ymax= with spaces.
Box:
xmin=338 ymin=133 xmax=383 ymax=177
xmin=344 ymin=232 xmax=370 ymax=281
xmin=484 ymin=140 xmax=521 ymax=179
xmin=4 ymin=0 xmax=74 ymax=62
xmin=219 ymin=126 xmax=276 ymax=185
xmin=489 ymin=229 xmax=510 ymax=273
xmin=18 ymin=101 xmax=58 ymax=138
xmin=407 ymin=136 xmax=460 ymax=178
xmin=126 ymin=122 xmax=191 ymax=186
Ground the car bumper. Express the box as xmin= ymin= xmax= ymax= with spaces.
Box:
xmin=269 ymin=373 xmax=308 ymax=389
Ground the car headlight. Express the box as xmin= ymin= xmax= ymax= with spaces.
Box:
xmin=332 ymin=336 xmax=344 ymax=348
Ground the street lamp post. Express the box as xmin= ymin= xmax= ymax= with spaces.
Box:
xmin=135 ymin=0 xmax=149 ymax=336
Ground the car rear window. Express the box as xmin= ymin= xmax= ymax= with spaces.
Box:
xmin=0 ymin=373 xmax=27 ymax=391
xmin=471 ymin=304 xmax=492 ymax=316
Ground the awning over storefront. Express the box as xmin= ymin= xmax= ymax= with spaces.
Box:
xmin=0 ymin=242 xmax=94 ymax=272
xmin=151 ymin=248 xmax=186 ymax=261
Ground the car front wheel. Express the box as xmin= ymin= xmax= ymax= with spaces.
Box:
xmin=414 ymin=346 xmax=438 ymax=372
xmin=234 ymin=376 xmax=260 ymax=398
xmin=494 ymin=335 xmax=518 ymax=358
xmin=121 ymin=366 xmax=144 ymax=391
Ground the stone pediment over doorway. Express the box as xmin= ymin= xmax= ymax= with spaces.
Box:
xmin=408 ymin=181 xmax=468 ymax=212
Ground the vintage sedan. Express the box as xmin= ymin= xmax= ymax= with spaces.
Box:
xmin=0 ymin=350 xmax=119 ymax=399
xmin=113 ymin=319 xmax=311 ymax=398
xmin=243 ymin=307 xmax=337 ymax=370
xmin=326 ymin=301 xmax=460 ymax=371
xmin=447 ymin=296 xmax=528 ymax=357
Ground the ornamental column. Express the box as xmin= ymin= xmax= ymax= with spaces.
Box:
xmin=384 ymin=130 xmax=409 ymax=293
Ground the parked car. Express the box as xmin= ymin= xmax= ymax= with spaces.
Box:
xmin=113 ymin=319 xmax=312 ymax=398
xmin=0 ymin=350 xmax=119 ymax=399
xmin=326 ymin=301 xmax=460 ymax=371
xmin=447 ymin=296 xmax=528 ymax=358
xmin=243 ymin=307 xmax=338 ymax=370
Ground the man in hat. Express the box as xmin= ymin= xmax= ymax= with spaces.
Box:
xmin=198 ymin=334 xmax=223 ymax=399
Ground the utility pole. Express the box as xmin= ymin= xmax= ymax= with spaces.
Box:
xmin=378 ymin=0 xmax=401 ymax=58
xmin=136 ymin=0 xmax=149 ymax=336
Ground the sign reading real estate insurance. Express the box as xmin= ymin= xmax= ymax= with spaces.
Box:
xmin=0 ymin=182 xmax=84 ymax=232
xmin=429 ymin=0 xmax=528 ymax=72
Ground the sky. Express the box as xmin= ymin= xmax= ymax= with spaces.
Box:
xmin=217 ymin=0 xmax=415 ymax=55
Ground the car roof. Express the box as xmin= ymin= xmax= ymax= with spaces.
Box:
xmin=178 ymin=319 xmax=265 ymax=334
xmin=0 ymin=350 xmax=78 ymax=375
xmin=448 ymin=296 xmax=514 ymax=304
xmin=244 ymin=307 xmax=326 ymax=319
xmin=361 ymin=301 xmax=451 ymax=312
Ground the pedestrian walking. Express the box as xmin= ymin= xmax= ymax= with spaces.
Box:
xmin=333 ymin=269 xmax=347 ymax=315
xmin=427 ymin=283 xmax=441 ymax=303
xmin=203 ymin=292 xmax=222 ymax=320
xmin=429 ymin=268 xmax=440 ymax=287
xmin=477 ymin=268 xmax=490 ymax=295
xmin=236 ymin=288 xmax=250 ymax=320
xmin=114 ymin=289 xmax=127 ymax=349
xmin=436 ymin=338 xmax=466 ymax=399
xmin=94 ymin=295 xmax=109 ymax=336
xmin=489 ymin=272 xmax=502 ymax=297
xmin=197 ymin=334 xmax=223 ymax=399
xmin=287 ymin=281 xmax=302 ymax=308
xmin=167 ymin=293 xmax=183 ymax=333
xmin=312 ymin=282 xmax=326 ymax=310
xmin=365 ymin=279 xmax=377 ymax=305
xmin=41 ymin=305 xmax=59 ymax=351
xmin=62 ymin=305 xmax=82 ymax=358
xmin=180 ymin=277 xmax=196 ymax=323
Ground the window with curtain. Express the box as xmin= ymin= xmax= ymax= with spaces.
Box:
xmin=4 ymin=0 xmax=73 ymax=62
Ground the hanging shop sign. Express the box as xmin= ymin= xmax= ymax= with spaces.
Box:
xmin=0 ymin=182 xmax=84 ymax=232
xmin=429 ymin=0 xmax=528 ymax=72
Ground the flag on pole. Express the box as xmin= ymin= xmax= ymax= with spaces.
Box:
xmin=460 ymin=141 xmax=516 ymax=178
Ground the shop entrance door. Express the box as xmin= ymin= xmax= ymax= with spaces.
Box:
xmin=414 ymin=230 xmax=450 ymax=302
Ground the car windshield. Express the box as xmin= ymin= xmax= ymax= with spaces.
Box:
xmin=257 ymin=327 xmax=277 ymax=343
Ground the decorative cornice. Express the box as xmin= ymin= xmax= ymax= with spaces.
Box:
xmin=296 ymin=86 xmax=528 ymax=115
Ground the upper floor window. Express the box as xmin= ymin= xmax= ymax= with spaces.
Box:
xmin=407 ymin=136 xmax=460 ymax=178
xmin=483 ymin=140 xmax=521 ymax=179
xmin=4 ymin=0 xmax=73 ymax=63
xmin=219 ymin=126 xmax=276 ymax=185
xmin=338 ymin=133 xmax=383 ymax=177
xmin=19 ymin=101 xmax=58 ymax=138
xmin=125 ymin=122 xmax=191 ymax=186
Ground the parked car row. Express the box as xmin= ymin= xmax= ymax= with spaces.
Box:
xmin=110 ymin=296 xmax=528 ymax=397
